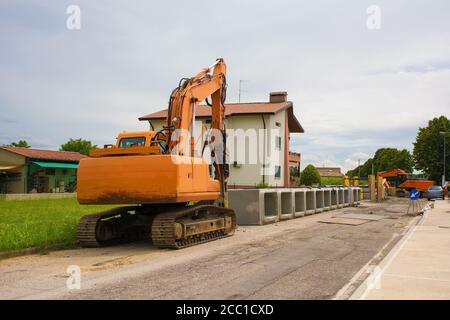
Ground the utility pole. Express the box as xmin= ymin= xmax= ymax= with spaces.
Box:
xmin=445 ymin=133 xmax=447 ymax=186
xmin=358 ymin=159 xmax=361 ymax=177
xmin=440 ymin=131 xmax=448 ymax=186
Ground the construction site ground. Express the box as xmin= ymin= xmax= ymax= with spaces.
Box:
xmin=0 ymin=198 xmax=420 ymax=300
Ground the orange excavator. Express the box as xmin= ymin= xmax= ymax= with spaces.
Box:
xmin=378 ymin=169 xmax=433 ymax=193
xmin=76 ymin=58 xmax=236 ymax=249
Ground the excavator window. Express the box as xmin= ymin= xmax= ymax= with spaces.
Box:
xmin=119 ymin=137 xmax=146 ymax=148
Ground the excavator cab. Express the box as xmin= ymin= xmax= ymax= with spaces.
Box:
xmin=395 ymin=173 xmax=408 ymax=187
xmin=118 ymin=136 xmax=146 ymax=148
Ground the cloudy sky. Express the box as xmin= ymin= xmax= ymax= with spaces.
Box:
xmin=1 ymin=0 xmax=449 ymax=172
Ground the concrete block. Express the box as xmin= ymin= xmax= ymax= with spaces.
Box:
xmin=228 ymin=189 xmax=261 ymax=225
xmin=351 ymin=187 xmax=360 ymax=205
xmin=315 ymin=189 xmax=325 ymax=213
xmin=363 ymin=189 xmax=370 ymax=200
xmin=279 ymin=190 xmax=294 ymax=220
xmin=294 ymin=189 xmax=307 ymax=217
xmin=337 ymin=188 xmax=345 ymax=208
xmin=305 ymin=189 xmax=316 ymax=215
xmin=343 ymin=188 xmax=351 ymax=207
xmin=228 ymin=189 xmax=279 ymax=225
xmin=330 ymin=188 xmax=339 ymax=210
xmin=322 ymin=188 xmax=332 ymax=211
xmin=228 ymin=187 xmax=361 ymax=226
xmin=263 ymin=190 xmax=280 ymax=224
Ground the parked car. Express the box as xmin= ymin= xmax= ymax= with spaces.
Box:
xmin=426 ymin=186 xmax=445 ymax=200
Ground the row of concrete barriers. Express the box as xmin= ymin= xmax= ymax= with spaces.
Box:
xmin=228 ymin=187 xmax=361 ymax=225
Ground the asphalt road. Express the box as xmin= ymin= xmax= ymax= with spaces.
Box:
xmin=0 ymin=198 xmax=415 ymax=300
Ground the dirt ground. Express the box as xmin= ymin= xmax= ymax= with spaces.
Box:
xmin=0 ymin=198 xmax=418 ymax=300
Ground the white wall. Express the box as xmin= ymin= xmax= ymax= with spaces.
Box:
xmin=266 ymin=110 xmax=286 ymax=187
xmin=226 ymin=115 xmax=265 ymax=187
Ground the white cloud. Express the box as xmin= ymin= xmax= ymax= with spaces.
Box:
xmin=348 ymin=152 xmax=370 ymax=160
xmin=0 ymin=0 xmax=449 ymax=166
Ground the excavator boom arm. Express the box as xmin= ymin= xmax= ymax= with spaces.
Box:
xmin=166 ymin=58 xmax=227 ymax=156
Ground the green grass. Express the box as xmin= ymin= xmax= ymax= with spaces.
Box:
xmin=320 ymin=177 xmax=344 ymax=185
xmin=0 ymin=198 xmax=118 ymax=252
xmin=319 ymin=177 xmax=369 ymax=186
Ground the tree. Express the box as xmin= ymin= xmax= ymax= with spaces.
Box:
xmin=300 ymin=164 xmax=321 ymax=186
xmin=346 ymin=148 xmax=414 ymax=177
xmin=347 ymin=158 xmax=374 ymax=177
xmin=8 ymin=140 xmax=30 ymax=148
xmin=372 ymin=148 xmax=414 ymax=173
xmin=60 ymin=138 xmax=97 ymax=156
xmin=413 ymin=116 xmax=450 ymax=183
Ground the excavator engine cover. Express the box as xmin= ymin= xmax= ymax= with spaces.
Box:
xmin=77 ymin=154 xmax=220 ymax=204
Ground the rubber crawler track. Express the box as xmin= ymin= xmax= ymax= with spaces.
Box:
xmin=152 ymin=205 xmax=236 ymax=249
xmin=76 ymin=206 xmax=142 ymax=247
xmin=77 ymin=205 xmax=236 ymax=249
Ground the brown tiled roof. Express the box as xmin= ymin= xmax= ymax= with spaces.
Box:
xmin=316 ymin=167 xmax=343 ymax=177
xmin=139 ymin=102 xmax=291 ymax=119
xmin=0 ymin=147 xmax=87 ymax=162
xmin=139 ymin=101 xmax=304 ymax=133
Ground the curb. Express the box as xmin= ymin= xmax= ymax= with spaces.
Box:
xmin=0 ymin=243 xmax=77 ymax=261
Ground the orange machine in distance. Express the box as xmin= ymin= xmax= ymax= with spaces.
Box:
xmin=378 ymin=169 xmax=434 ymax=193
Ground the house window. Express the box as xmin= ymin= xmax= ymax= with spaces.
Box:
xmin=276 ymin=136 xmax=282 ymax=150
xmin=275 ymin=165 xmax=281 ymax=179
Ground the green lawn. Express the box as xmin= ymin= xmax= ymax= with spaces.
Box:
xmin=320 ymin=177 xmax=368 ymax=186
xmin=320 ymin=177 xmax=343 ymax=185
xmin=0 ymin=198 xmax=118 ymax=252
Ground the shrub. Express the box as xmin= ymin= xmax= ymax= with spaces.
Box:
xmin=300 ymin=165 xmax=321 ymax=186
xmin=256 ymin=181 xmax=269 ymax=188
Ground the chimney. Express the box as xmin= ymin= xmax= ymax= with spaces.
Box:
xmin=269 ymin=91 xmax=288 ymax=103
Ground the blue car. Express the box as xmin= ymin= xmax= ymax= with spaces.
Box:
xmin=426 ymin=186 xmax=445 ymax=200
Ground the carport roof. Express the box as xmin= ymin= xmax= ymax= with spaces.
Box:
xmin=32 ymin=161 xmax=79 ymax=169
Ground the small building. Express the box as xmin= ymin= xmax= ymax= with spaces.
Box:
xmin=0 ymin=147 xmax=86 ymax=194
xmin=316 ymin=167 xmax=343 ymax=178
xmin=139 ymin=91 xmax=304 ymax=188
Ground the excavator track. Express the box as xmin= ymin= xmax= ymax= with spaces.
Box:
xmin=151 ymin=205 xmax=236 ymax=249
xmin=76 ymin=214 xmax=102 ymax=247
xmin=77 ymin=204 xmax=236 ymax=249
xmin=76 ymin=206 xmax=152 ymax=247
